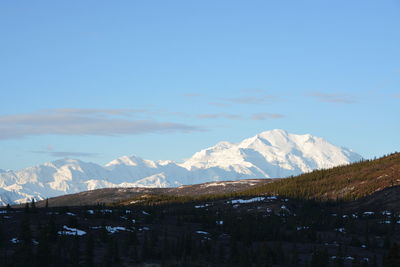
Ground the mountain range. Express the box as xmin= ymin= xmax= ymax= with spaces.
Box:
xmin=0 ymin=129 xmax=362 ymax=205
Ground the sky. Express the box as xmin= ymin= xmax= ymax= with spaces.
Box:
xmin=0 ymin=0 xmax=399 ymax=170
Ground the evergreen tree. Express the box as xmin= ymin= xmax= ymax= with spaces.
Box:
xmin=14 ymin=217 xmax=33 ymax=267
xmin=35 ymin=224 xmax=52 ymax=267
xmin=24 ymin=202 xmax=29 ymax=213
xmin=0 ymin=225 xmax=4 ymax=266
xmin=31 ymin=198 xmax=36 ymax=210
xmin=310 ymin=249 xmax=329 ymax=267
xmin=84 ymin=234 xmax=94 ymax=267
xmin=70 ymin=235 xmax=81 ymax=266
xmin=385 ymin=242 xmax=400 ymax=267
xmin=46 ymin=216 xmax=58 ymax=242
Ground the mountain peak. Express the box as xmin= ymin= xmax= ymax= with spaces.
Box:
xmin=214 ymin=141 xmax=234 ymax=149
xmin=105 ymin=155 xmax=142 ymax=167
xmin=105 ymin=155 xmax=158 ymax=169
xmin=259 ymin=129 xmax=288 ymax=135
xmin=0 ymin=129 xmax=362 ymax=205
xmin=44 ymin=158 xmax=87 ymax=168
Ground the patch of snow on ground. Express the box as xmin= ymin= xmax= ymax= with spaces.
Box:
xmin=100 ymin=209 xmax=113 ymax=213
xmin=296 ymin=226 xmax=310 ymax=231
xmin=195 ymin=204 xmax=211 ymax=208
xmin=196 ymin=231 xmax=209 ymax=234
xmin=58 ymin=226 xmax=86 ymax=236
xmin=363 ymin=211 xmax=374 ymax=216
xmin=105 ymin=226 xmax=132 ymax=234
xmin=229 ymin=197 xmax=265 ymax=204
xmin=10 ymin=238 xmax=19 ymax=244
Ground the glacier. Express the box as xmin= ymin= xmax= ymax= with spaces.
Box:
xmin=0 ymin=129 xmax=362 ymax=205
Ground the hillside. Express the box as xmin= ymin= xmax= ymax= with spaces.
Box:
xmin=345 ymin=185 xmax=400 ymax=212
xmin=242 ymin=152 xmax=400 ymax=201
xmin=29 ymin=179 xmax=273 ymax=208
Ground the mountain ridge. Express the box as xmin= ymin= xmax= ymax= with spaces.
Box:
xmin=0 ymin=129 xmax=362 ymax=205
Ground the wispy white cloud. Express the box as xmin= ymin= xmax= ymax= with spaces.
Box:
xmin=183 ymin=93 xmax=202 ymax=98
xmin=223 ymin=95 xmax=275 ymax=104
xmin=46 ymin=108 xmax=145 ymax=116
xmin=0 ymin=109 xmax=202 ymax=140
xmin=240 ymin=89 xmax=268 ymax=94
xmin=195 ymin=112 xmax=284 ymax=121
xmin=182 ymin=91 xmax=276 ymax=106
xmin=308 ymin=92 xmax=356 ymax=104
xmin=196 ymin=113 xmax=242 ymax=120
xmin=251 ymin=113 xmax=285 ymax=120
xmin=208 ymin=102 xmax=231 ymax=107
xmin=208 ymin=94 xmax=275 ymax=107
xmin=32 ymin=150 xmax=99 ymax=158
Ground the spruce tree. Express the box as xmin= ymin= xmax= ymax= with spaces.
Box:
xmin=35 ymin=224 xmax=52 ymax=267
xmin=31 ymin=198 xmax=36 ymax=210
xmin=84 ymin=234 xmax=94 ymax=267
xmin=385 ymin=242 xmax=400 ymax=267
xmin=24 ymin=202 xmax=30 ymax=213
xmin=14 ymin=217 xmax=33 ymax=266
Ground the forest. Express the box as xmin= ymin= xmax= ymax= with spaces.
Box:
xmin=1 ymin=193 xmax=400 ymax=266
xmin=1 ymin=153 xmax=400 ymax=266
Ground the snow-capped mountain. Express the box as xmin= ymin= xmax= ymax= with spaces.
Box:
xmin=0 ymin=129 xmax=362 ymax=205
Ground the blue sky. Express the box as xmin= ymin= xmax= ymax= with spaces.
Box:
xmin=0 ymin=0 xmax=399 ymax=170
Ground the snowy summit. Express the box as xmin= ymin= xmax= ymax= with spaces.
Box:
xmin=0 ymin=130 xmax=362 ymax=205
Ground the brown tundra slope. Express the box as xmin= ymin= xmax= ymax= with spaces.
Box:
xmin=242 ymin=152 xmax=400 ymax=201
xmin=30 ymin=179 xmax=274 ymax=207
